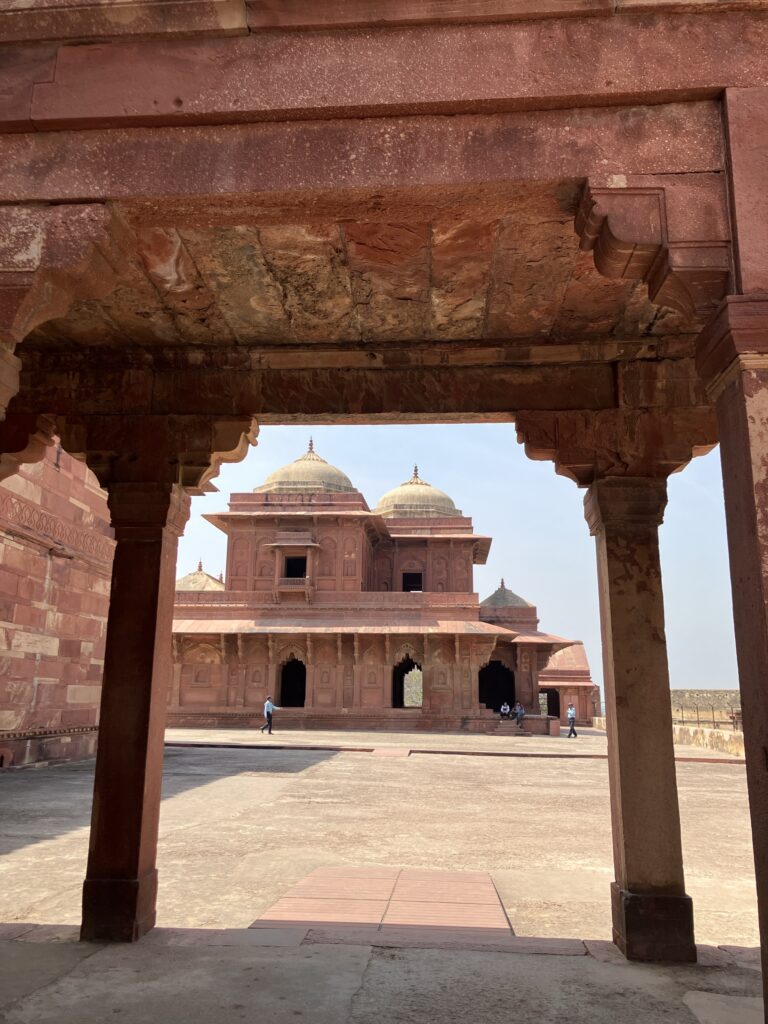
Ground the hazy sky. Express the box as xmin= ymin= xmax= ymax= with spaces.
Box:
xmin=177 ymin=424 xmax=738 ymax=693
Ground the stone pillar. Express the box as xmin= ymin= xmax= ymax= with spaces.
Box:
xmin=81 ymin=483 xmax=190 ymax=942
xmin=697 ymin=295 xmax=768 ymax=989
xmin=584 ymin=477 xmax=695 ymax=962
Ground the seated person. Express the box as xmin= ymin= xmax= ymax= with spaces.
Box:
xmin=514 ymin=701 xmax=525 ymax=725
xmin=500 ymin=701 xmax=511 ymax=719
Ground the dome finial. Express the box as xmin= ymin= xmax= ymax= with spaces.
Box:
xmin=413 ymin=464 xmax=419 ymax=480
xmin=308 ymin=436 xmax=314 ymax=454
xmin=197 ymin=560 xmax=203 ymax=573
xmin=500 ymin=577 xmax=505 ymax=589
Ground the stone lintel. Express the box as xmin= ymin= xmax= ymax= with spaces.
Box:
xmin=695 ymin=295 xmax=768 ymax=400
xmin=1 ymin=1 xmax=247 ymax=46
xmin=0 ymin=104 xmax=723 ymax=205
xmin=584 ymin=477 xmax=668 ymax=537
xmin=5 ymin=14 xmax=768 ymax=133
xmin=611 ymin=882 xmax=696 ymax=964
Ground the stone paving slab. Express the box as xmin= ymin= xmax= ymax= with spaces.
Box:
xmin=254 ymin=897 xmax=390 ymax=926
xmin=252 ymin=867 xmax=514 ymax=938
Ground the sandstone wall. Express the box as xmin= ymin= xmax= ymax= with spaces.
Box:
xmin=592 ymin=718 xmax=745 ymax=758
xmin=0 ymin=447 xmax=113 ymax=766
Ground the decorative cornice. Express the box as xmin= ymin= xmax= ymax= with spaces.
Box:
xmin=0 ymin=488 xmax=114 ymax=565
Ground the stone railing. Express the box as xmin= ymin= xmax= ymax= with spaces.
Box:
xmin=175 ymin=589 xmax=479 ymax=610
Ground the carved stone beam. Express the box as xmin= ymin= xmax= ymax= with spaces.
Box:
xmin=0 ymin=412 xmax=57 ymax=482
xmin=575 ymin=176 xmax=731 ymax=321
xmin=515 ymin=407 xmax=717 ymax=487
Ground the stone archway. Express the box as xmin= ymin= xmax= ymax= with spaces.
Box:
xmin=392 ymin=655 xmax=421 ymax=709
xmin=479 ymin=660 xmax=515 ymax=712
xmin=280 ymin=657 xmax=306 ymax=708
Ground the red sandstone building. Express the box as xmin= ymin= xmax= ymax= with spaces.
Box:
xmin=4 ymin=0 xmax=768 ymax=999
xmin=170 ymin=443 xmax=596 ymax=731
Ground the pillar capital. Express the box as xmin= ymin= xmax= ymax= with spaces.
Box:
xmin=695 ymin=294 xmax=768 ymax=402
xmin=584 ymin=478 xmax=668 ymax=537
xmin=106 ymin=482 xmax=190 ymax=538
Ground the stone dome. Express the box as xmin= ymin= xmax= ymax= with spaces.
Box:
xmin=375 ymin=466 xmax=462 ymax=519
xmin=176 ymin=561 xmax=225 ymax=592
xmin=255 ymin=439 xmax=356 ymax=494
xmin=481 ymin=578 xmax=534 ymax=608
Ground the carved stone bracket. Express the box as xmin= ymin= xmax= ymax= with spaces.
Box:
xmin=58 ymin=414 xmax=258 ymax=492
xmin=0 ymin=412 xmax=57 ymax=482
xmin=515 ymin=407 xmax=717 ymax=487
xmin=576 ymin=176 xmax=731 ymax=321
xmin=0 ymin=204 xmax=132 ymax=347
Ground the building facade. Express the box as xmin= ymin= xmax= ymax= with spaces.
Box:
xmin=169 ymin=444 xmax=596 ymax=732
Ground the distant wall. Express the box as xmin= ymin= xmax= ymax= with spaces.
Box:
xmin=0 ymin=447 xmax=114 ymax=766
xmin=592 ymin=718 xmax=745 ymax=758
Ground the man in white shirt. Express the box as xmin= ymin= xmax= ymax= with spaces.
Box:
xmin=500 ymin=701 xmax=511 ymax=719
xmin=567 ymin=702 xmax=578 ymax=738
xmin=261 ymin=696 xmax=281 ymax=735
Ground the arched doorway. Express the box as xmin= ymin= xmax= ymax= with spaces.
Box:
xmin=392 ymin=655 xmax=421 ymax=708
xmin=541 ymin=687 xmax=561 ymax=719
xmin=280 ymin=657 xmax=306 ymax=707
xmin=479 ymin=660 xmax=515 ymax=712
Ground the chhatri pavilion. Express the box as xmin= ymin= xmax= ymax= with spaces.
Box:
xmin=169 ymin=443 xmax=596 ymax=732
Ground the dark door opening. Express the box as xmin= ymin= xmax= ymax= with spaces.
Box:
xmin=479 ymin=660 xmax=515 ymax=712
xmin=392 ymin=655 xmax=421 ymax=708
xmin=402 ymin=572 xmax=423 ymax=592
xmin=542 ymin=687 xmax=561 ymax=718
xmin=284 ymin=556 xmax=307 ymax=579
xmin=280 ymin=658 xmax=306 ymax=706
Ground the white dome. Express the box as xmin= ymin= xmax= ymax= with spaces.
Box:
xmin=375 ymin=466 xmax=461 ymax=519
xmin=255 ymin=440 xmax=356 ymax=494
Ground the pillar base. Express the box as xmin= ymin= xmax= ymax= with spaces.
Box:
xmin=611 ymin=882 xmax=696 ymax=963
xmin=80 ymin=870 xmax=158 ymax=942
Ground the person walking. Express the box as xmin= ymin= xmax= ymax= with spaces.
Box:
xmin=514 ymin=701 xmax=525 ymax=727
xmin=566 ymin=702 xmax=578 ymax=738
xmin=260 ymin=695 xmax=281 ymax=735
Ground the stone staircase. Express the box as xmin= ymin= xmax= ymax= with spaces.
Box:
xmin=493 ymin=717 xmax=531 ymax=736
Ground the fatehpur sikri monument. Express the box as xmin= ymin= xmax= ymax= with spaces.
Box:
xmin=1 ymin=0 xmax=768 ymax=1017
xmin=170 ymin=441 xmax=596 ymax=730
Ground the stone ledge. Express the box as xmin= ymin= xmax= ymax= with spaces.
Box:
xmin=0 ymin=0 xmax=248 ymax=45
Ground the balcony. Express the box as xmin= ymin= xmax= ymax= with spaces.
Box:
xmin=275 ymin=576 xmax=314 ymax=603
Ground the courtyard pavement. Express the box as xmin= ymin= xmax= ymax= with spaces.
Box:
xmin=0 ymin=729 xmax=760 ymax=1022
